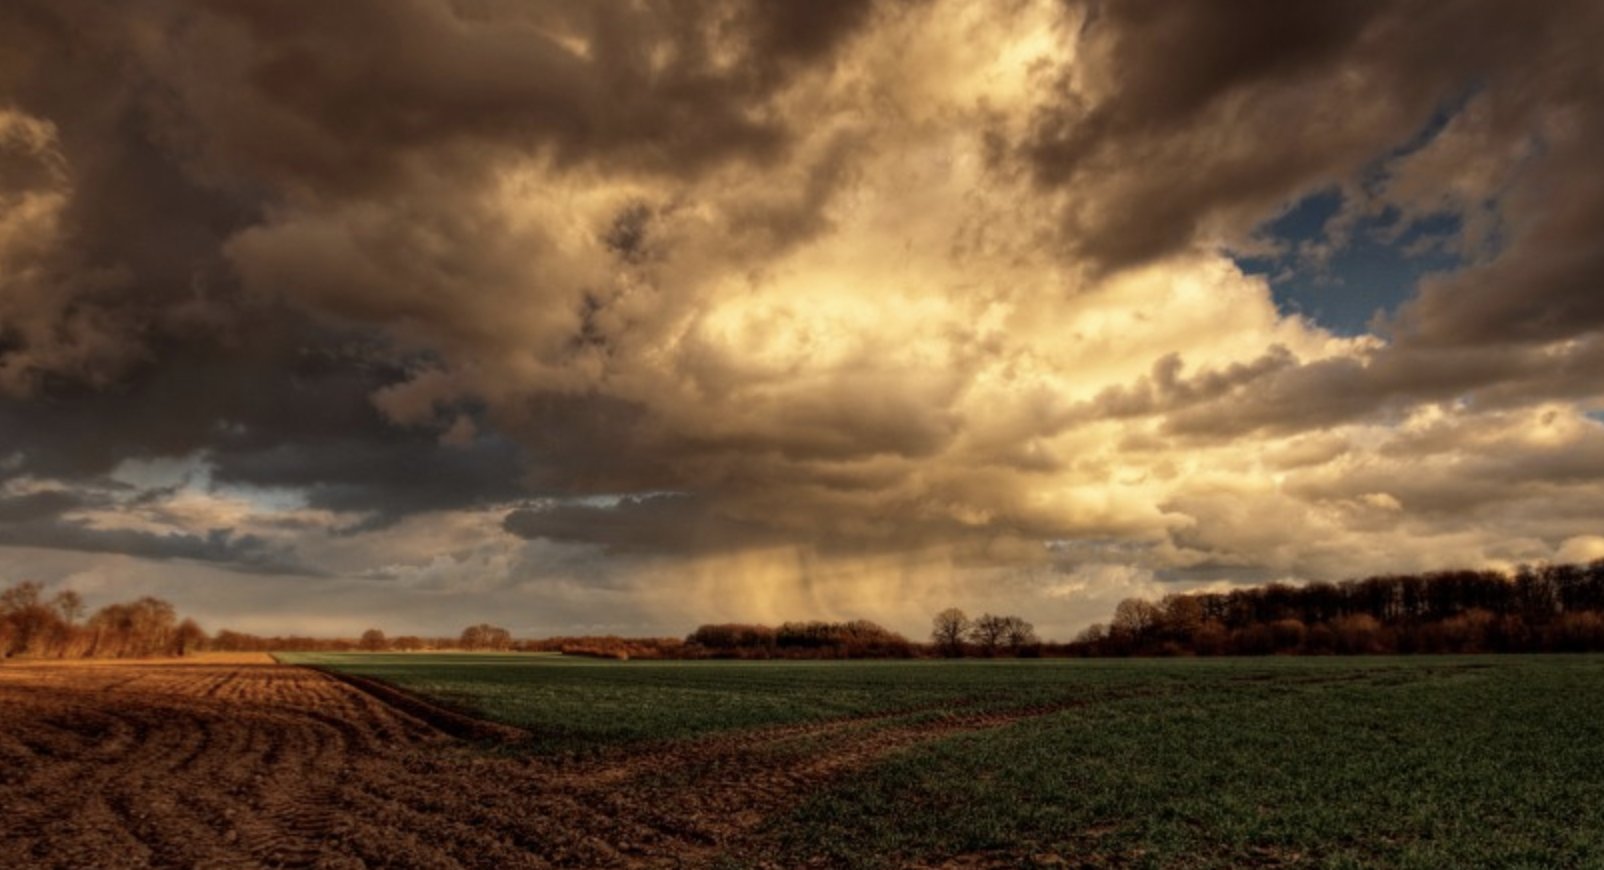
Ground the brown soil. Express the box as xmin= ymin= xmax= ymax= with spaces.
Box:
xmin=0 ymin=659 xmax=1073 ymax=868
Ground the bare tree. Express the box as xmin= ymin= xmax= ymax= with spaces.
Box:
xmin=132 ymin=597 xmax=177 ymax=656
xmin=1159 ymin=593 xmax=1203 ymax=639
xmin=969 ymin=613 xmax=1008 ymax=656
xmin=0 ymin=580 xmax=42 ymax=613
xmin=87 ymin=597 xmax=177 ymax=658
xmin=2 ymin=581 xmax=63 ymax=657
xmin=1111 ymin=597 xmax=1161 ymax=640
xmin=1074 ymin=623 xmax=1109 ymax=645
xmin=460 ymin=623 xmax=512 ymax=651
xmin=51 ymin=590 xmax=85 ymax=626
xmin=930 ymin=608 xmax=970 ymax=657
xmin=0 ymin=581 xmax=217 ymax=660
xmin=175 ymin=618 xmax=208 ymax=656
xmin=358 ymin=628 xmax=388 ymax=652
xmin=1000 ymin=615 xmax=1038 ymax=653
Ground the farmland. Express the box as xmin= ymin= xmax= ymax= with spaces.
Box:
xmin=291 ymin=652 xmax=1604 ymax=867
xmin=282 ymin=652 xmax=1215 ymax=754
xmin=4 ymin=654 xmax=1603 ymax=868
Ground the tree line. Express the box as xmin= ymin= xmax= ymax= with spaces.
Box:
xmin=929 ymin=609 xmax=1040 ymax=656
xmin=0 ymin=579 xmax=530 ymax=660
xmin=683 ymin=619 xmax=917 ymax=659
xmin=1072 ymin=560 xmax=1604 ymax=656
xmin=0 ymin=581 xmax=205 ymax=659
xmin=252 ymin=616 xmax=1041 ymax=660
xmin=16 ymin=560 xmax=1604 ymax=662
xmin=214 ymin=623 xmax=519 ymax=653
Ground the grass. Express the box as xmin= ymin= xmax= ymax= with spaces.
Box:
xmin=759 ymin=656 xmax=1604 ymax=868
xmin=286 ymin=652 xmax=1604 ymax=867
xmin=282 ymin=651 xmax=1187 ymax=752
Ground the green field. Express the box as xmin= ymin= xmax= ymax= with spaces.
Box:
xmin=286 ymin=652 xmax=1604 ymax=868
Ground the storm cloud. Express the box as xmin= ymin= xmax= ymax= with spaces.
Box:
xmin=2 ymin=0 xmax=1603 ymax=638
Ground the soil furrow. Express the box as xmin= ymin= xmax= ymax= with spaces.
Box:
xmin=0 ymin=657 xmax=1107 ymax=868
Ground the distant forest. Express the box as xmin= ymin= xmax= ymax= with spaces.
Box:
xmin=6 ymin=560 xmax=1604 ymax=660
xmin=1072 ymin=561 xmax=1604 ymax=656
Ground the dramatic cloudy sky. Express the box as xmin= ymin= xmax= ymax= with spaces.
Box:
xmin=3 ymin=0 xmax=1603 ymax=639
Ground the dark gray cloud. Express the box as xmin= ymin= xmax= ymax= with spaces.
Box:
xmin=110 ymin=0 xmax=880 ymax=194
xmin=1158 ymin=345 xmax=1543 ymax=440
xmin=1396 ymin=150 xmax=1604 ymax=347
xmin=1073 ymin=348 xmax=1297 ymax=424
xmin=0 ymin=488 xmax=313 ymax=574
xmin=0 ymin=328 xmax=532 ymax=523
xmin=503 ymin=494 xmax=780 ymax=555
xmin=1023 ymin=0 xmax=1602 ymax=276
xmin=0 ymin=0 xmax=901 ymax=539
xmin=0 ymin=522 xmax=313 ymax=575
xmin=3 ymin=0 xmax=1604 ymax=626
xmin=1020 ymin=0 xmax=1604 ymax=449
xmin=1289 ymin=432 xmax=1604 ymax=518
xmin=0 ymin=489 xmax=90 ymax=524
xmin=1077 ymin=335 xmax=1604 ymax=444
xmin=0 ymin=0 xmax=890 ymax=415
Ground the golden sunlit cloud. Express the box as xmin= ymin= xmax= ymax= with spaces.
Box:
xmin=2 ymin=0 xmax=1603 ymax=638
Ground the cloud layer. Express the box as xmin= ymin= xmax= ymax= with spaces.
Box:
xmin=3 ymin=0 xmax=1603 ymax=638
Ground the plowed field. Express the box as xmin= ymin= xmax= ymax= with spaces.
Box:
xmin=0 ymin=657 xmax=1069 ymax=868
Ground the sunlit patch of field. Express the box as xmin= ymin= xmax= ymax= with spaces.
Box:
xmin=293 ymin=652 xmax=1604 ymax=868
xmin=4 ymin=651 xmax=278 ymax=668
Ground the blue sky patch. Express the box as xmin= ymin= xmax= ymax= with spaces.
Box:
xmin=1236 ymin=189 xmax=1464 ymax=336
xmin=1235 ymin=90 xmax=1484 ymax=336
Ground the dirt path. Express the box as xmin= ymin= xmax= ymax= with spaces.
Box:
xmin=0 ymin=658 xmax=1078 ymax=868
